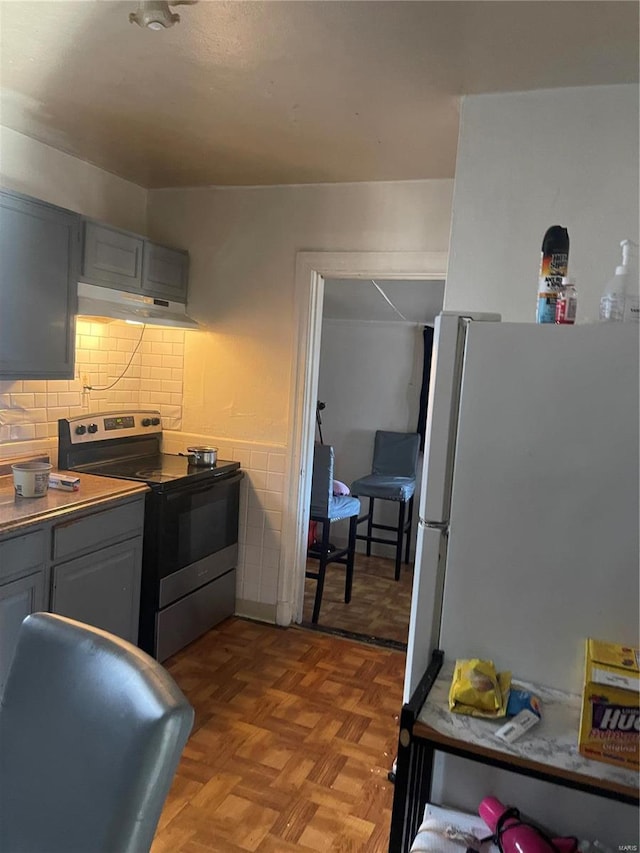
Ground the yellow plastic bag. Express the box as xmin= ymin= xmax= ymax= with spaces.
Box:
xmin=449 ymin=658 xmax=511 ymax=718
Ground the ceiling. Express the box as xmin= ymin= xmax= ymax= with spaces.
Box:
xmin=0 ymin=1 xmax=637 ymax=189
xmin=324 ymin=279 xmax=445 ymax=324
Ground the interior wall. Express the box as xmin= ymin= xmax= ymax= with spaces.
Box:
xmin=444 ymin=84 xmax=639 ymax=322
xmin=316 ymin=316 xmax=430 ymax=554
xmin=147 ymin=180 xmax=454 ymax=447
xmin=0 ymin=126 xmax=147 ymax=232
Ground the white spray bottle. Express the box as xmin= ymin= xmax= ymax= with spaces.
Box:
xmin=599 ymin=239 xmax=639 ymax=322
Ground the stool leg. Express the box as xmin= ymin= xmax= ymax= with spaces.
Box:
xmin=404 ymin=495 xmax=415 ymax=564
xmin=366 ymin=496 xmax=374 ymax=556
xmin=345 ymin=514 xmax=358 ymax=603
xmin=395 ymin=501 xmax=406 ymax=581
xmin=312 ymin=519 xmax=331 ymax=623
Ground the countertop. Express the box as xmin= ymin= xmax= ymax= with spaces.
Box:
xmin=0 ymin=471 xmax=149 ymax=536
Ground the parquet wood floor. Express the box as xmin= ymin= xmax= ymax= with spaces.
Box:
xmin=303 ymin=553 xmax=413 ymax=645
xmin=152 ymin=617 xmax=405 ymax=853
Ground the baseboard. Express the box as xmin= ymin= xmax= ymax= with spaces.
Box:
xmin=235 ymin=599 xmax=277 ymax=624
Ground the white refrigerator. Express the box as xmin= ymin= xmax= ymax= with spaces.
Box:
xmin=402 ymin=312 xmax=639 ymax=838
xmin=405 ymin=312 xmax=639 ymax=701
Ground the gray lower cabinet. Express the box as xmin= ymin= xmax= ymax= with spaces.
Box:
xmin=0 ymin=528 xmax=48 ymax=694
xmin=51 ymin=537 xmax=142 ymax=644
xmin=50 ymin=496 xmax=145 ymax=644
xmin=0 ymin=496 xmax=145 ymax=692
xmin=0 ymin=189 xmax=80 ymax=379
xmin=81 ymin=220 xmax=144 ymax=292
xmin=142 ymin=242 xmax=189 ymax=302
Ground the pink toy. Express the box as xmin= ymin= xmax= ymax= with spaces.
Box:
xmin=479 ymin=797 xmax=578 ymax=853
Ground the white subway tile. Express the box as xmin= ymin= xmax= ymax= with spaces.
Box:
xmin=249 ymin=470 xmax=268 ymax=490
xmin=9 ymin=393 xmax=35 ymax=408
xmin=9 ymin=424 xmax=36 ymax=440
xmin=267 ymin=453 xmax=286 ymax=473
xmin=232 ymin=448 xmax=252 ymax=466
xmin=172 ymin=343 xmax=184 ymax=356
xmin=244 ymin=544 xmax=262 ymax=567
xmin=142 ymin=354 xmax=162 ymax=367
xmin=247 ymin=508 xmax=265 ymax=529
xmin=150 ymin=367 xmax=172 ymax=380
xmin=161 ymin=380 xmax=182 ymax=394
xmin=35 ymin=423 xmax=49 ymax=439
xmin=262 ymin=547 xmax=280 ymax=569
xmin=162 ymin=330 xmax=184 ymax=343
xmin=57 ymin=392 xmax=81 ymax=406
xmin=264 ymin=510 xmax=282 ymax=531
xmin=263 ymin=528 xmax=281 ymax=551
xmin=250 ymin=450 xmax=268 ymax=470
xmin=152 ymin=342 xmax=174 ymax=356
xmin=27 ymin=407 xmax=47 ymax=424
xmin=171 ymin=368 xmax=183 ymax=381
xmin=266 ymin=472 xmax=284 ymax=493
xmin=263 ymin=491 xmax=282 ymax=511
xmin=21 ymin=381 xmax=47 ymax=392
xmin=245 ymin=526 xmax=264 ymax=547
xmin=79 ymin=335 xmax=99 ymax=350
xmin=170 ymin=393 xmax=182 ymax=405
xmin=161 ymin=354 xmax=183 ymax=369
xmin=242 ymin=576 xmax=261 ymax=602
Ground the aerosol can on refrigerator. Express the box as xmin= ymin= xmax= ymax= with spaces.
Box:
xmin=536 ymin=226 xmax=570 ymax=324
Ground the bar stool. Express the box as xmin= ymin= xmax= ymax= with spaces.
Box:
xmin=350 ymin=430 xmax=420 ymax=581
xmin=306 ymin=443 xmax=361 ymax=624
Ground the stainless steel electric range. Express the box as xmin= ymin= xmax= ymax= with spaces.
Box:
xmin=58 ymin=410 xmax=243 ymax=662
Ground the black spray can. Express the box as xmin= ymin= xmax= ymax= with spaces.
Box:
xmin=536 ymin=226 xmax=570 ymax=323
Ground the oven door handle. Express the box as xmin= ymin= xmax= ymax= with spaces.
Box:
xmin=165 ymin=470 xmax=244 ymax=501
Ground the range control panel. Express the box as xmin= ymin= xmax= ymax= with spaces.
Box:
xmin=60 ymin=411 xmax=162 ymax=444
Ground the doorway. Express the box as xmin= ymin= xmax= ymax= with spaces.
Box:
xmin=302 ymin=278 xmax=444 ymax=645
xmin=280 ymin=252 xmax=448 ymax=637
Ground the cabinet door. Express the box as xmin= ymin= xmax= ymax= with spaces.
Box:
xmin=142 ymin=242 xmax=189 ymax=302
xmin=0 ymin=190 xmax=80 ymax=379
xmin=51 ymin=538 xmax=142 ymax=644
xmin=82 ymin=221 xmax=143 ymax=292
xmin=0 ymin=570 xmax=47 ymax=695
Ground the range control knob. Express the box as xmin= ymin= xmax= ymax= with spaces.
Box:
xmin=75 ymin=425 xmax=87 ymax=436
xmin=151 ymin=417 xmax=160 ymax=426
xmin=142 ymin=418 xmax=151 ymax=427
xmin=87 ymin=423 xmax=98 ymax=434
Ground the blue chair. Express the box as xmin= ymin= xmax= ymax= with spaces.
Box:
xmin=306 ymin=443 xmax=361 ymax=624
xmin=350 ymin=431 xmax=420 ymax=581
xmin=0 ymin=612 xmax=194 ymax=853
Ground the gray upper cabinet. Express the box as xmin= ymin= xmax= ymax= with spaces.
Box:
xmin=81 ymin=221 xmax=144 ymax=293
xmin=0 ymin=190 xmax=80 ymax=380
xmin=142 ymin=242 xmax=189 ymax=303
xmin=82 ymin=220 xmax=189 ymax=304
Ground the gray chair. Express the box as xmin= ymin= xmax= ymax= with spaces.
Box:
xmin=306 ymin=443 xmax=361 ymax=624
xmin=0 ymin=612 xmax=194 ymax=853
xmin=350 ymin=430 xmax=420 ymax=581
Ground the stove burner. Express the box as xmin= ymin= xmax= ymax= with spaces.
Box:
xmin=135 ymin=468 xmax=174 ymax=481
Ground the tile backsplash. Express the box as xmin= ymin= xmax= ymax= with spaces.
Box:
xmin=0 ymin=320 xmax=185 ymax=445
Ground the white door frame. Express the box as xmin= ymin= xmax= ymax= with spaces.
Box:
xmin=277 ymin=251 xmax=448 ymax=626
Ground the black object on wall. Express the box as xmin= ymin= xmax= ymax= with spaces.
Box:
xmin=416 ymin=326 xmax=434 ymax=451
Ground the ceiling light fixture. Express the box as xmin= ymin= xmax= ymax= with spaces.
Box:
xmin=129 ymin=0 xmax=197 ymax=31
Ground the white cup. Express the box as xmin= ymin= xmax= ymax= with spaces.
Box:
xmin=12 ymin=462 xmax=53 ymax=498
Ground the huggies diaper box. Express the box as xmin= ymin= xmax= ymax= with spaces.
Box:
xmin=578 ymin=638 xmax=640 ymax=770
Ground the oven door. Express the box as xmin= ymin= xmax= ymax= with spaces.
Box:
xmin=156 ymin=472 xmax=242 ymax=578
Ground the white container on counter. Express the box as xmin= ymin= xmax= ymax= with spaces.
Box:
xmin=11 ymin=462 xmax=52 ymax=498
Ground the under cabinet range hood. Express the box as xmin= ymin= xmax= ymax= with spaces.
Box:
xmin=76 ymin=282 xmax=199 ymax=330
